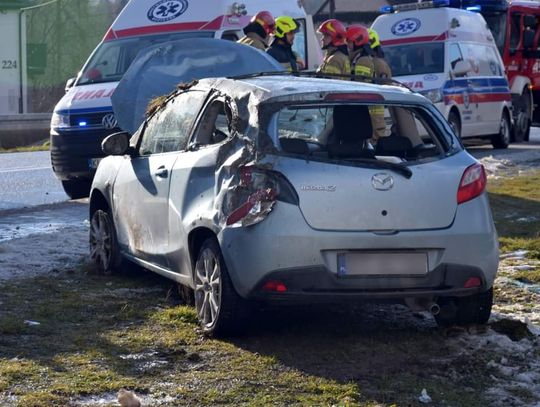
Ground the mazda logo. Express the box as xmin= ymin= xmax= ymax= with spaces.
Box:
xmin=101 ymin=113 xmax=117 ymax=130
xmin=371 ymin=173 xmax=394 ymax=191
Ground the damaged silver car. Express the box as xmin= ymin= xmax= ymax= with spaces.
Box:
xmin=89 ymin=39 xmax=498 ymax=336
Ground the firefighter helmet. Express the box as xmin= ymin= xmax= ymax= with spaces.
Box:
xmin=317 ymin=19 xmax=347 ymax=47
xmin=368 ymin=28 xmax=381 ymax=49
xmin=251 ymin=11 xmax=275 ymax=35
xmin=275 ymin=16 xmax=299 ymax=38
xmin=346 ymin=25 xmax=370 ymax=47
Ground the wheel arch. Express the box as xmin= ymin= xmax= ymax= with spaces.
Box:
xmin=188 ymin=227 xmax=218 ymax=269
xmin=89 ymin=189 xmax=110 ymax=217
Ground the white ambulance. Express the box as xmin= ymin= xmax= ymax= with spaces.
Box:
xmin=50 ymin=0 xmax=322 ymax=199
xmin=372 ymin=1 xmax=513 ymax=149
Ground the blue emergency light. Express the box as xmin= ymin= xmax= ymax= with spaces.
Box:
xmin=78 ymin=121 xmax=88 ymax=127
xmin=380 ymin=0 xmax=507 ymax=13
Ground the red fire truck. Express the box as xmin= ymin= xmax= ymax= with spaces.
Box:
xmin=456 ymin=0 xmax=540 ymax=142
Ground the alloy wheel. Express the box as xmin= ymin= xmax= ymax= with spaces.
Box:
xmin=195 ymin=248 xmax=222 ymax=329
xmin=89 ymin=210 xmax=113 ymax=271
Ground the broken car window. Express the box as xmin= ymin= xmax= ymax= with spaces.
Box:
xmin=139 ymin=90 xmax=207 ymax=155
xmin=274 ymin=103 xmax=445 ymax=162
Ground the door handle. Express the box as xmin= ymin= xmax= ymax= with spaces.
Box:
xmin=155 ymin=166 xmax=168 ymax=178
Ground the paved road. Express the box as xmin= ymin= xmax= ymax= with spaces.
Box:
xmin=0 ymin=129 xmax=539 ymax=212
xmin=0 ymin=150 xmax=68 ymax=211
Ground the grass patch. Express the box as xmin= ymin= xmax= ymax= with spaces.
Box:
xmin=0 ymin=268 xmax=498 ymax=406
xmin=0 ymin=141 xmax=50 ymax=154
xmin=488 ymin=171 xmax=540 ymax=240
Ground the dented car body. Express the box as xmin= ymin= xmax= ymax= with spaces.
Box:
xmin=89 ymin=43 xmax=498 ymax=335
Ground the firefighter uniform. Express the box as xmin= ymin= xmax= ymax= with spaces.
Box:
xmin=318 ymin=46 xmax=350 ymax=76
xmin=267 ymin=38 xmax=298 ymax=72
xmin=237 ymin=32 xmax=268 ymax=51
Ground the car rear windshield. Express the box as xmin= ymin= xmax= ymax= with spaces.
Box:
xmin=384 ymin=42 xmax=444 ymax=76
xmin=78 ymin=31 xmax=214 ymax=85
xmin=270 ymin=103 xmax=452 ymax=163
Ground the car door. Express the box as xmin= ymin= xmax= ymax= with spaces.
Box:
xmin=166 ymin=97 xmax=234 ymax=278
xmin=113 ymin=90 xmax=208 ymax=267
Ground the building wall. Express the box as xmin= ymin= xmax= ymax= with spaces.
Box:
xmin=0 ymin=11 xmax=21 ymax=115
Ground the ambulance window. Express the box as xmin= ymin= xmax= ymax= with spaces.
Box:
xmin=292 ymin=19 xmax=307 ymax=69
xmin=222 ymin=31 xmax=240 ymax=41
xmin=449 ymin=44 xmax=463 ymax=69
xmin=510 ymin=13 xmax=522 ymax=49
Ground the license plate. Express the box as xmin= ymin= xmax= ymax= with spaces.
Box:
xmin=88 ymin=158 xmax=102 ymax=169
xmin=337 ymin=252 xmax=428 ymax=277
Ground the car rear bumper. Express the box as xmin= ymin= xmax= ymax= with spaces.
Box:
xmin=50 ymin=128 xmax=118 ymax=181
xmin=219 ymin=195 xmax=499 ymax=300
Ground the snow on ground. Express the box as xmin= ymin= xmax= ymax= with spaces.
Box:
xmin=477 ymin=149 xmax=540 ymax=179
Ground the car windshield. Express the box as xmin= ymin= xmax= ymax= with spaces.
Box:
xmin=384 ymin=43 xmax=445 ymax=76
xmin=78 ymin=31 xmax=214 ymax=85
xmin=270 ymin=102 xmax=452 ymax=164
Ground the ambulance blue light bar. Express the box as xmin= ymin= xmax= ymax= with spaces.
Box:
xmin=380 ymin=0 xmax=449 ymax=13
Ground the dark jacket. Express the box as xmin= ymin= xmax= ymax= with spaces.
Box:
xmin=267 ymin=38 xmax=298 ymax=72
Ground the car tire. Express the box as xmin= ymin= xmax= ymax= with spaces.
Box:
xmin=89 ymin=209 xmax=123 ymax=274
xmin=62 ymin=180 xmax=91 ymax=200
xmin=435 ymin=287 xmax=493 ymax=327
xmin=194 ymin=238 xmax=248 ymax=337
xmin=513 ymin=91 xmax=531 ymax=143
xmin=448 ymin=111 xmax=461 ymax=140
xmin=491 ymin=112 xmax=511 ymax=149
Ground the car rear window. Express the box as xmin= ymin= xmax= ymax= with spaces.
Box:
xmin=271 ymin=103 xmax=450 ymax=163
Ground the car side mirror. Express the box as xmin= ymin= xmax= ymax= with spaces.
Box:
xmin=65 ymin=77 xmax=76 ymax=92
xmin=102 ymin=131 xmax=131 ymax=156
xmin=451 ymin=60 xmax=472 ymax=77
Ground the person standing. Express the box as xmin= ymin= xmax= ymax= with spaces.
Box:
xmin=346 ymin=25 xmax=374 ymax=82
xmin=316 ymin=19 xmax=350 ymax=76
xmin=237 ymin=11 xmax=276 ymax=51
xmin=267 ymin=16 xmax=301 ymax=72
xmin=368 ymin=28 xmax=392 ymax=79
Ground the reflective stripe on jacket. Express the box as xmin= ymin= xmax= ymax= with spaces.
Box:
xmin=350 ymin=52 xmax=374 ymax=82
xmin=317 ymin=48 xmax=350 ymax=76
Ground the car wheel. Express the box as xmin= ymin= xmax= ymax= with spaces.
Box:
xmin=194 ymin=238 xmax=248 ymax=336
xmin=89 ymin=209 xmax=123 ymax=274
xmin=62 ymin=180 xmax=91 ymax=199
xmin=448 ymin=111 xmax=461 ymax=140
xmin=491 ymin=112 xmax=511 ymax=149
xmin=435 ymin=287 xmax=493 ymax=327
xmin=513 ymin=91 xmax=531 ymax=142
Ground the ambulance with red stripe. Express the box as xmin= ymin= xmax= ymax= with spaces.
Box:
xmin=50 ymin=0 xmax=321 ymax=199
xmin=372 ymin=0 xmax=513 ymax=149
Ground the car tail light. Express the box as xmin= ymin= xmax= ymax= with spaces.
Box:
xmin=324 ymin=92 xmax=384 ymax=101
xmin=464 ymin=277 xmax=481 ymax=288
xmin=457 ymin=164 xmax=486 ymax=204
xmin=225 ymin=166 xmax=298 ymax=227
xmin=262 ymin=280 xmax=288 ymax=293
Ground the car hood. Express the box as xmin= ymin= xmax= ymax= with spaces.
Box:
xmin=111 ymin=38 xmax=284 ymax=134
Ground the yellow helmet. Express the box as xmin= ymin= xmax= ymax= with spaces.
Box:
xmin=275 ymin=16 xmax=299 ymax=38
xmin=368 ymin=28 xmax=380 ymax=49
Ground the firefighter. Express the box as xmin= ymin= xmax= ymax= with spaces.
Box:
xmin=368 ymin=28 xmax=392 ymax=79
xmin=346 ymin=24 xmax=374 ymax=82
xmin=267 ymin=16 xmax=302 ymax=72
xmin=316 ymin=19 xmax=350 ymax=76
xmin=237 ymin=11 xmax=276 ymax=51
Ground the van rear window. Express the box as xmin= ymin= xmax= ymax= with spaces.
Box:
xmin=385 ymin=43 xmax=444 ymax=76
xmin=78 ymin=31 xmax=214 ymax=85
